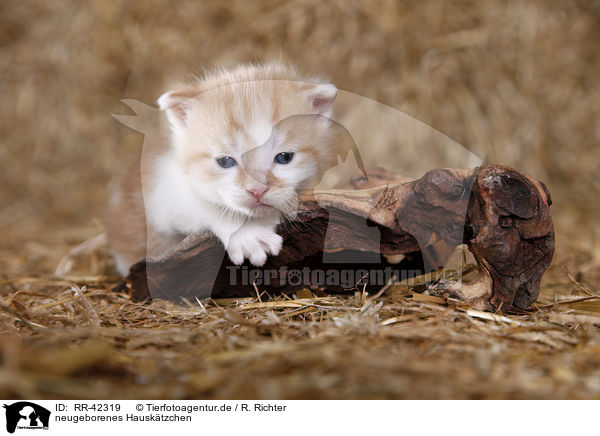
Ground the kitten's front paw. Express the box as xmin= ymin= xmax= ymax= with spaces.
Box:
xmin=226 ymin=227 xmax=283 ymax=266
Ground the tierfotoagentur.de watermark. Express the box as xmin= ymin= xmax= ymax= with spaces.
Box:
xmin=225 ymin=265 xmax=473 ymax=289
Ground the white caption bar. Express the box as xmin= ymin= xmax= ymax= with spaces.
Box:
xmin=0 ymin=400 xmax=595 ymax=435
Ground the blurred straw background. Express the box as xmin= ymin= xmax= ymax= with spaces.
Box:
xmin=1 ymin=0 xmax=599 ymax=399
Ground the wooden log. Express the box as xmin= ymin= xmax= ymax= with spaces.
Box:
xmin=119 ymin=165 xmax=554 ymax=312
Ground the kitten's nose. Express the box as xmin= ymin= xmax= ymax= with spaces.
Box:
xmin=247 ymin=187 xmax=268 ymax=199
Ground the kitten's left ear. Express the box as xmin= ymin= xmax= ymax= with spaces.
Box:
xmin=306 ymin=83 xmax=337 ymax=117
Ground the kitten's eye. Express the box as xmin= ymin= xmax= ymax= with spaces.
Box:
xmin=274 ymin=152 xmax=294 ymax=165
xmin=216 ymin=156 xmax=237 ymax=168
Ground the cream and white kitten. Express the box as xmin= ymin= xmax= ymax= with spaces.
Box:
xmin=107 ymin=63 xmax=340 ymax=276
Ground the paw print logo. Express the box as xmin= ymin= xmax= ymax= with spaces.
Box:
xmin=286 ymin=269 xmax=302 ymax=286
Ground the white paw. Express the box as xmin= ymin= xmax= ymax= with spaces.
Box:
xmin=226 ymin=226 xmax=283 ymax=266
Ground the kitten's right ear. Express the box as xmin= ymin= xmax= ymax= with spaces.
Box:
xmin=157 ymin=91 xmax=193 ymax=131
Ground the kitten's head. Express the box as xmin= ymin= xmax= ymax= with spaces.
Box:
xmin=158 ymin=63 xmax=339 ymax=218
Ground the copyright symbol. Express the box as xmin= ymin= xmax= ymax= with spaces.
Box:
xmin=136 ymin=404 xmax=143 ymax=411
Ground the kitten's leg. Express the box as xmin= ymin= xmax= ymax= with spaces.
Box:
xmin=112 ymin=251 xmax=132 ymax=277
xmin=209 ymin=218 xmax=283 ymax=266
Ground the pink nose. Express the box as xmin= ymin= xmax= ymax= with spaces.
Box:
xmin=247 ymin=187 xmax=268 ymax=199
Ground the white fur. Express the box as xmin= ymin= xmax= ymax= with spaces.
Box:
xmin=145 ymin=149 xmax=283 ymax=266
xmin=113 ymin=251 xmax=131 ymax=276
xmin=146 ymin=151 xmax=212 ymax=235
xmin=221 ymin=220 xmax=283 ymax=267
xmin=247 ymin=116 xmax=273 ymax=146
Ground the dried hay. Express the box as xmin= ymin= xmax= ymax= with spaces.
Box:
xmin=1 ymin=238 xmax=599 ymax=399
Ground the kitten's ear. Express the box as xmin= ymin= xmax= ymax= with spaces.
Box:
xmin=306 ymin=83 xmax=337 ymax=117
xmin=157 ymin=90 xmax=194 ymax=131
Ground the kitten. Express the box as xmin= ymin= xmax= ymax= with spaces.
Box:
xmin=107 ymin=63 xmax=340 ymax=276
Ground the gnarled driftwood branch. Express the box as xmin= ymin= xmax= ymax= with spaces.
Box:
xmin=119 ymin=165 xmax=554 ymax=312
